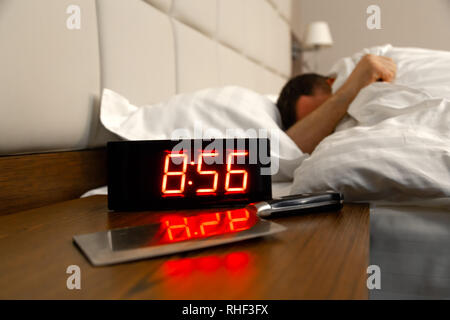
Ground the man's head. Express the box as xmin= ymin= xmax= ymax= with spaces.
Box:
xmin=276 ymin=73 xmax=333 ymax=130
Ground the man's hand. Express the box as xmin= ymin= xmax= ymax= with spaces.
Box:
xmin=341 ymin=54 xmax=397 ymax=97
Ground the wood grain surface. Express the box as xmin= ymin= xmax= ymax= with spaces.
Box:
xmin=0 ymin=196 xmax=369 ymax=299
xmin=0 ymin=149 xmax=107 ymax=216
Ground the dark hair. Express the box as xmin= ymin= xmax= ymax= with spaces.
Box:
xmin=276 ymin=73 xmax=331 ymax=130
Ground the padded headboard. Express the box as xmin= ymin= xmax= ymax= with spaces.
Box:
xmin=0 ymin=0 xmax=293 ymax=156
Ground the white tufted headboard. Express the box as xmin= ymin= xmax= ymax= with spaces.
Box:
xmin=0 ymin=0 xmax=293 ymax=156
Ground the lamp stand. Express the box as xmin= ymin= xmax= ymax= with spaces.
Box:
xmin=313 ymin=45 xmax=320 ymax=72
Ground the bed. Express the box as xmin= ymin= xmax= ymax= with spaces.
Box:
xmin=87 ymin=44 xmax=450 ymax=206
xmin=290 ymin=44 xmax=450 ymax=204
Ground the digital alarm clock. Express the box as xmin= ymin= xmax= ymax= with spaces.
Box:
xmin=107 ymin=139 xmax=272 ymax=211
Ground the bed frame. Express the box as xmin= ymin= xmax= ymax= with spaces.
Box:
xmin=0 ymin=149 xmax=107 ymax=215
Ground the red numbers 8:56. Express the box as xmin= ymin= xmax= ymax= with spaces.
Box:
xmin=161 ymin=150 xmax=249 ymax=197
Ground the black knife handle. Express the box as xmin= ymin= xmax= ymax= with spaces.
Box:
xmin=256 ymin=192 xmax=344 ymax=218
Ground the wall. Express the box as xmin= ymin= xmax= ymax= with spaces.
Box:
xmin=0 ymin=0 xmax=292 ymax=155
xmin=293 ymin=0 xmax=450 ymax=74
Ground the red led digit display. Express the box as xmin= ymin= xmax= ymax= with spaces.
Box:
xmin=225 ymin=151 xmax=248 ymax=193
xmin=160 ymin=209 xmax=256 ymax=243
xmin=227 ymin=209 xmax=250 ymax=232
xmin=161 ymin=150 xmax=249 ymax=197
xmin=161 ymin=153 xmax=188 ymax=196
xmin=164 ymin=217 xmax=191 ymax=241
xmin=196 ymin=152 xmax=219 ymax=195
xmin=199 ymin=212 xmax=221 ymax=236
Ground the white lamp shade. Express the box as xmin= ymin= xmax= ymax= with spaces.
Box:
xmin=304 ymin=21 xmax=333 ymax=49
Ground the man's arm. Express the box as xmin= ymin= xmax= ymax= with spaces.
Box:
xmin=286 ymin=54 xmax=397 ymax=154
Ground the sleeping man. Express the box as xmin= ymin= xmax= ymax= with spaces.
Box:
xmin=277 ymin=54 xmax=397 ymax=154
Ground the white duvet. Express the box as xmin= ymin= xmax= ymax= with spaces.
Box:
xmin=290 ymin=44 xmax=450 ymax=202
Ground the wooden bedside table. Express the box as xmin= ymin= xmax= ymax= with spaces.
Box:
xmin=0 ymin=196 xmax=369 ymax=299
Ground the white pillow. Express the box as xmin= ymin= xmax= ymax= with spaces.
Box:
xmin=100 ymin=86 xmax=308 ymax=181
